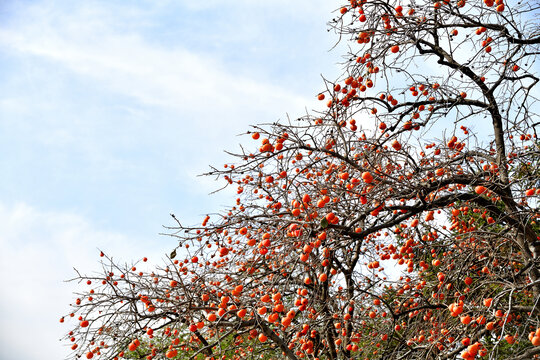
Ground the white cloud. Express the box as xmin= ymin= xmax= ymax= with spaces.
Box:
xmin=0 ymin=2 xmax=316 ymax=124
xmin=0 ymin=202 xmax=174 ymax=360
xmin=2 ymin=29 xmax=304 ymax=113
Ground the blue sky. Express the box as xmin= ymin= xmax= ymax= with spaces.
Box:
xmin=0 ymin=1 xmax=343 ymax=359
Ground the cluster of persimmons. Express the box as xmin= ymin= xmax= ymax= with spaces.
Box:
xmin=62 ymin=0 xmax=539 ymax=359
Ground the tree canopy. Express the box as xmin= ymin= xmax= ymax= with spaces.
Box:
xmin=61 ymin=1 xmax=540 ymax=359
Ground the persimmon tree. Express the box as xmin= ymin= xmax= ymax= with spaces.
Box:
xmin=61 ymin=1 xmax=540 ymax=359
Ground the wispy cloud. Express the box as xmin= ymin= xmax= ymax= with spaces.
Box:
xmin=0 ymin=1 xmax=322 ymax=117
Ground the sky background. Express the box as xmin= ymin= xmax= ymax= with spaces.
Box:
xmin=0 ymin=1 xmax=344 ymax=359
